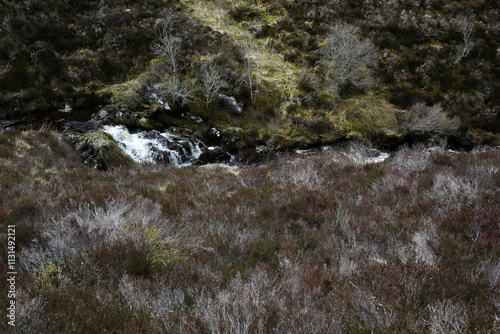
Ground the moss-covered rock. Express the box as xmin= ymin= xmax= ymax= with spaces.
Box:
xmin=221 ymin=127 xmax=248 ymax=151
xmin=78 ymin=130 xmax=134 ymax=170
xmin=95 ymin=81 xmax=145 ymax=112
xmin=138 ymin=117 xmax=153 ymax=130
xmin=0 ymin=91 xmax=53 ymax=119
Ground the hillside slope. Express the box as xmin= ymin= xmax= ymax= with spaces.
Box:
xmin=0 ymin=129 xmax=499 ymax=332
xmin=0 ymin=0 xmax=499 ymax=149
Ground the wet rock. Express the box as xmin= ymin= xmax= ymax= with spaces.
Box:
xmin=207 ymin=127 xmax=221 ymax=144
xmin=218 ymin=94 xmax=243 ymax=115
xmin=198 ymin=146 xmax=232 ymax=164
xmin=140 ymin=130 xmax=202 ymax=165
xmin=94 ymin=109 xmax=109 ymax=121
xmin=181 ymin=112 xmax=203 ymax=123
xmin=78 ymin=130 xmax=134 ymax=170
xmin=93 ymin=106 xmax=119 ymax=123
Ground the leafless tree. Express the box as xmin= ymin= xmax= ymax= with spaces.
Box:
xmin=239 ymin=38 xmax=262 ymax=104
xmin=400 ymin=103 xmax=461 ymax=136
xmin=320 ymin=22 xmax=378 ymax=90
xmin=152 ymin=14 xmax=195 ymax=107
xmin=155 ymin=72 xmax=196 ymax=107
xmin=0 ymin=61 xmax=11 ymax=80
xmin=452 ymin=16 xmax=474 ymax=67
xmin=153 ymin=15 xmax=181 ymax=80
xmin=199 ymin=58 xmax=226 ymax=108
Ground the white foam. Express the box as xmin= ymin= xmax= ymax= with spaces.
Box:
xmin=365 ymin=152 xmax=390 ymax=164
xmin=103 ymin=125 xmax=160 ymax=163
xmin=103 ymin=125 xmax=203 ymax=167
xmin=60 ymin=103 xmax=72 ymax=113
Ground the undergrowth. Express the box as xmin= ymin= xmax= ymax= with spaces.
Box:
xmin=0 ymin=129 xmax=499 ymax=333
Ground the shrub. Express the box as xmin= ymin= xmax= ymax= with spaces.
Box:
xmin=320 ymin=21 xmax=379 ymax=91
xmin=427 ymin=299 xmax=469 ymax=334
xmin=400 ymin=102 xmax=461 ymax=136
xmin=19 ymin=198 xmax=189 ymax=283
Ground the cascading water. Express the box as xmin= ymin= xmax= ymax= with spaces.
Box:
xmin=103 ymin=125 xmax=205 ymax=167
xmin=102 ymin=125 xmax=234 ymax=167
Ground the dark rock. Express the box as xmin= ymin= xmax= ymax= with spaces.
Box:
xmin=181 ymin=112 xmax=203 ymax=123
xmin=198 ymin=147 xmax=232 ymax=164
xmin=218 ymin=94 xmax=243 ymax=115
xmin=207 ymin=127 xmax=222 ymax=144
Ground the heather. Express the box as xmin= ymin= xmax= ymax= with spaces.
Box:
xmin=1 ymin=1 xmax=499 ymax=330
xmin=1 ymin=129 xmax=499 ymax=333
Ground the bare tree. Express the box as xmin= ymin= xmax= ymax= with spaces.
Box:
xmin=153 ymin=15 xmax=181 ymax=81
xmin=0 ymin=61 xmax=11 ymax=80
xmin=152 ymin=14 xmax=195 ymax=107
xmin=199 ymin=58 xmax=226 ymax=108
xmin=400 ymin=103 xmax=461 ymax=136
xmin=320 ymin=22 xmax=378 ymax=90
xmin=452 ymin=16 xmax=474 ymax=67
xmin=239 ymin=38 xmax=262 ymax=104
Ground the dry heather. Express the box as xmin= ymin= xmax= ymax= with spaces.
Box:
xmin=1 ymin=129 xmax=499 ymax=333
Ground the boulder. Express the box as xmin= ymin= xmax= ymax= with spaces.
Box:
xmin=78 ymin=130 xmax=134 ymax=170
xmin=198 ymin=146 xmax=232 ymax=164
xmin=207 ymin=127 xmax=222 ymax=144
xmin=218 ymin=94 xmax=243 ymax=115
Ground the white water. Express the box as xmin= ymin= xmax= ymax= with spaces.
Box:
xmin=343 ymin=151 xmax=390 ymax=165
xmin=103 ymin=125 xmax=202 ymax=167
xmin=299 ymin=145 xmax=390 ymax=164
xmin=60 ymin=103 xmax=72 ymax=113
xmin=365 ymin=152 xmax=390 ymax=164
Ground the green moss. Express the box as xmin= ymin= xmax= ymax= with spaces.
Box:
xmin=80 ymin=130 xmax=134 ymax=170
xmin=143 ymin=226 xmax=185 ymax=268
xmin=221 ymin=127 xmax=249 ymax=150
xmin=34 ymin=263 xmax=62 ymax=291
xmin=138 ymin=117 xmax=153 ymax=129
xmin=466 ymin=129 xmax=500 ymax=146
xmin=334 ymin=96 xmax=404 ymax=143
xmin=1 ymin=91 xmax=52 ymax=118
xmin=95 ymin=81 xmax=144 ymax=111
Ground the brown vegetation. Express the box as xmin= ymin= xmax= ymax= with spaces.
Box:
xmin=1 ymin=129 xmax=499 ymax=333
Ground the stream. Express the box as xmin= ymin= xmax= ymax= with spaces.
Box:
xmin=0 ymin=108 xmax=407 ymax=168
xmin=0 ymin=107 xmax=234 ymax=167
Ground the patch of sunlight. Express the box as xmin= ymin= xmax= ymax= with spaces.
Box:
xmin=182 ymin=0 xmax=301 ymax=100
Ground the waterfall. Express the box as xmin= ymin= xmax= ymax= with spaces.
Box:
xmin=103 ymin=125 xmax=204 ymax=167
